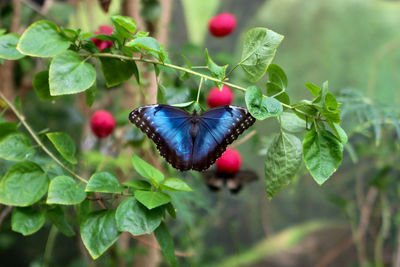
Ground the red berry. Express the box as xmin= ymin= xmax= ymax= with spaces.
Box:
xmin=90 ymin=110 xmax=116 ymax=138
xmin=216 ymin=148 xmax=242 ymax=174
xmin=208 ymin=13 xmax=236 ymax=37
xmin=207 ymin=85 xmax=234 ymax=108
xmin=91 ymin=25 xmax=114 ymax=51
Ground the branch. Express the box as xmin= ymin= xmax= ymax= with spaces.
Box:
xmin=0 ymin=91 xmax=87 ymax=184
xmin=82 ymin=52 xmax=317 ymax=119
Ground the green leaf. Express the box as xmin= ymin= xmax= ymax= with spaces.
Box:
xmin=49 ymin=50 xmax=96 ymax=96
xmin=11 ymin=207 xmax=45 ymax=236
xmin=47 ymin=176 xmax=86 ymax=205
xmin=241 ymin=27 xmax=284 ymax=82
xmin=267 ymin=64 xmax=287 ymax=89
xmin=17 ymin=20 xmax=71 ymax=57
xmin=292 ymin=100 xmax=318 ymax=120
xmin=0 ymin=122 xmax=18 ymax=139
xmin=205 ymin=48 xmax=228 ymax=88
xmin=111 ymin=15 xmax=136 ymax=33
xmin=131 ymin=154 xmax=164 ymax=187
xmin=171 ymin=101 xmax=194 ymax=108
xmin=265 ymin=133 xmax=302 ymax=199
xmin=157 ymin=83 xmax=167 ymax=104
xmin=126 ymin=37 xmax=167 ymax=61
xmin=328 ymin=122 xmax=348 ymax=144
xmin=280 ymin=112 xmax=307 ymax=133
xmin=305 ymin=83 xmax=320 ymax=97
xmin=0 ymin=132 xmax=35 ymax=161
xmin=86 ymin=171 xmax=124 ymax=193
xmin=46 ymin=132 xmax=77 ymax=164
xmin=266 ymin=82 xmax=290 ymax=105
xmin=47 ymin=206 xmax=75 ymax=236
xmin=85 ymin=82 xmax=96 ymax=107
xmin=245 ymin=86 xmax=283 ymax=120
xmin=161 ymin=178 xmax=192 ymax=192
xmin=123 ymin=179 xmax=152 ymax=190
xmin=165 ymin=203 xmax=176 ymax=219
xmin=0 ymin=162 xmax=49 ymax=206
xmin=303 ymin=130 xmax=343 ymax=185
xmin=115 ymin=197 xmax=163 ymax=236
xmin=81 ymin=210 xmax=120 ymax=259
xmin=134 ymin=190 xmax=171 ymax=209
xmin=154 ymin=222 xmax=177 ymax=267
xmin=100 ymin=57 xmax=139 ymax=87
xmin=0 ymin=33 xmax=25 ymax=60
xmin=33 ymin=71 xmax=56 ymax=101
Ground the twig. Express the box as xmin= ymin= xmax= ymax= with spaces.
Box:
xmin=130 ymin=234 xmax=195 ymax=257
xmin=0 ymin=206 xmax=13 ymax=228
xmin=231 ymin=130 xmax=256 ymax=148
xmin=43 ymin=225 xmax=58 ymax=267
xmin=0 ymin=91 xmax=87 ymax=184
xmin=316 ymin=187 xmax=378 ymax=267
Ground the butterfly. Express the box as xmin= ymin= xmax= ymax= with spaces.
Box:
xmin=129 ymin=104 xmax=256 ymax=171
xmin=202 ymin=170 xmax=258 ymax=194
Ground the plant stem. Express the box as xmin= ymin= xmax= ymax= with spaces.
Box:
xmin=82 ymin=52 xmax=315 ymax=119
xmin=196 ymin=77 xmax=203 ymax=103
xmin=43 ymin=225 xmax=58 ymax=267
xmin=0 ymin=91 xmax=87 ymax=184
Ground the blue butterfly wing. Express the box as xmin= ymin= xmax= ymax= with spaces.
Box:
xmin=192 ymin=106 xmax=256 ymax=171
xmin=129 ymin=105 xmax=194 ymax=171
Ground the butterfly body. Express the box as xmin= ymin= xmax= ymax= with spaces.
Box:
xmin=129 ymin=104 xmax=255 ymax=171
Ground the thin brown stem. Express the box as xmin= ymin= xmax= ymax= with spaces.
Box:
xmin=0 ymin=91 xmax=87 ymax=184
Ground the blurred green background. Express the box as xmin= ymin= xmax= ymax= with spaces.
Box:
xmin=1 ymin=0 xmax=400 ymax=266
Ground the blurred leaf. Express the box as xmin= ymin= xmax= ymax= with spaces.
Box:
xmin=47 ymin=176 xmax=86 ymax=205
xmin=100 ymin=57 xmax=139 ymax=87
xmin=123 ymin=179 xmax=152 ymax=190
xmin=131 ymin=154 xmax=164 ymax=187
xmin=303 ymin=130 xmax=343 ymax=185
xmin=49 ymin=50 xmax=96 ymax=96
xmin=86 ymin=172 xmax=124 ymax=193
xmin=0 ymin=132 xmax=35 ymax=161
xmin=85 ymin=82 xmax=96 ymax=107
xmin=280 ymin=112 xmax=307 ymax=133
xmin=81 ymin=210 xmax=120 ymax=259
xmin=245 ymin=86 xmax=282 ymax=120
xmin=0 ymin=162 xmax=49 ymax=206
xmin=305 ymin=83 xmax=320 ymax=97
xmin=165 ymin=202 xmax=176 ymax=219
xmin=11 ymin=207 xmax=45 ymax=236
xmin=0 ymin=33 xmax=25 ymax=60
xmin=33 ymin=71 xmax=56 ymax=101
xmin=115 ymin=197 xmax=163 ymax=235
xmin=241 ymin=28 xmax=284 ymax=82
xmin=205 ymin=48 xmax=227 ymax=89
xmin=265 ymin=133 xmax=302 ymax=199
xmin=46 ymin=132 xmax=77 ymax=164
xmin=47 ymin=206 xmax=75 ymax=236
xmin=134 ymin=190 xmax=171 ymax=209
xmin=154 ymin=222 xmax=177 ymax=267
xmin=157 ymin=83 xmax=167 ymax=104
xmin=171 ymin=101 xmax=194 ymax=108
xmin=17 ymin=20 xmax=71 ymax=57
xmin=161 ymin=178 xmax=193 ymax=192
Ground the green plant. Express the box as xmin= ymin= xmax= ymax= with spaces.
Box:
xmin=0 ymin=15 xmax=347 ymax=265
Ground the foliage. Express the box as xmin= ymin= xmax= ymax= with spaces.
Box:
xmin=0 ymin=13 xmax=346 ymax=264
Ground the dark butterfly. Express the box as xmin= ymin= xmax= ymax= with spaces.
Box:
xmin=129 ymin=104 xmax=256 ymax=171
xmin=202 ymin=170 xmax=258 ymax=194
